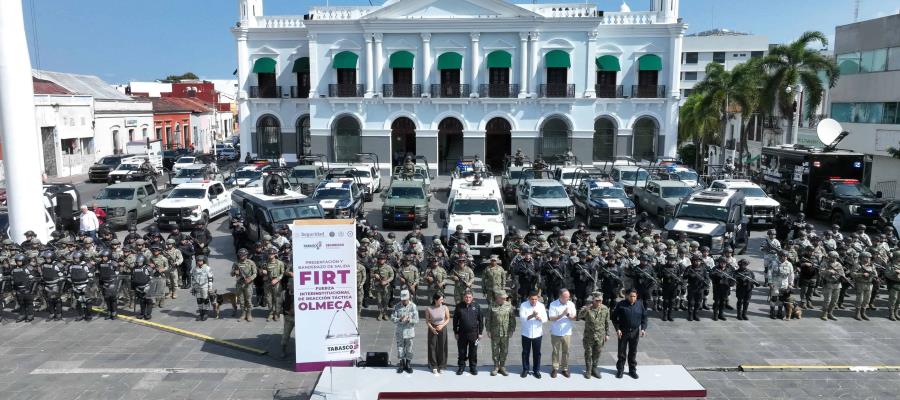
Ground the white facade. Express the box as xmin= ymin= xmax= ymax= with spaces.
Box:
xmin=233 ymin=0 xmax=686 ymax=172
xmin=32 ymin=93 xmax=95 ymax=177
xmin=681 ymin=30 xmax=769 ymax=98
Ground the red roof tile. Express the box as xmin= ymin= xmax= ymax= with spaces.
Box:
xmin=151 ymin=97 xmax=212 ymax=113
xmin=33 ymin=78 xmax=72 ymax=95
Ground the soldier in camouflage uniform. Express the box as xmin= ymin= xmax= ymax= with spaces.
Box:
xmin=578 ymin=291 xmax=611 ymax=379
xmin=885 ymin=251 xmax=900 ymax=321
xmin=819 ymin=251 xmax=847 ymax=321
xmin=149 ymin=246 xmax=170 ymax=308
xmin=852 ymin=252 xmax=877 ymax=321
xmin=423 ymin=257 xmax=447 ymax=298
xmin=232 ymin=248 xmax=258 ymax=322
xmin=357 ymin=258 xmax=367 ymax=312
xmin=163 ymin=239 xmax=183 ymax=299
xmin=371 ymin=253 xmax=395 ymax=320
xmin=262 ymin=248 xmax=285 ymax=321
xmin=487 ymin=290 xmax=516 ymax=376
xmin=396 ymin=256 xmax=420 ymax=303
xmin=482 ymin=256 xmax=506 ymax=304
xmin=449 ymin=258 xmax=475 ymax=306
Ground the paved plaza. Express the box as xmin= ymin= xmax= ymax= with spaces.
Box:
xmin=1 ymin=175 xmax=898 ymax=399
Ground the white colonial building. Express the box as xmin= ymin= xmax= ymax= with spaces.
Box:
xmin=233 ymin=0 xmax=687 ymax=173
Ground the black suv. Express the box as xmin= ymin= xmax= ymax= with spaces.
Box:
xmin=88 ymin=154 xmax=133 ymax=183
xmin=815 ymin=179 xmax=886 ymax=229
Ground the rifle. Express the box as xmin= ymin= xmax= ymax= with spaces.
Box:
xmin=546 ymin=264 xmax=565 ymax=283
xmin=598 ymin=267 xmax=622 ymax=286
xmin=636 ymin=267 xmax=659 ymax=288
xmin=734 ymin=271 xmax=761 ymax=287
xmin=574 ymin=263 xmax=597 ymax=284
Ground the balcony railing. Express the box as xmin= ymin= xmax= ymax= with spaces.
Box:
xmin=539 ymin=83 xmax=576 ymax=98
xmin=382 ymin=84 xmax=421 ymax=98
xmin=328 ymin=84 xmax=365 ymax=98
xmin=631 ymin=85 xmax=666 ymax=98
xmin=250 ymin=86 xmax=282 ymax=99
xmin=478 ymin=84 xmax=519 ymax=98
xmin=595 ymin=84 xmax=624 ymax=98
xmin=290 ymin=86 xmax=310 ymax=98
xmin=430 ymin=84 xmax=470 ymax=98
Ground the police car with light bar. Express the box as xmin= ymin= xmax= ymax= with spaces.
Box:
xmin=311 ymin=178 xmax=364 ymax=219
xmin=665 ymin=189 xmax=750 ymax=254
xmin=571 ymin=179 xmax=635 ymax=228
xmin=442 ymin=173 xmax=506 ymax=256
xmin=155 ymin=181 xmax=231 ymax=228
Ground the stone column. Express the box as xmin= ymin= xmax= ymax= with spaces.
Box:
xmin=308 ymin=33 xmax=319 ymax=98
xmin=236 ymin=31 xmax=252 ymax=155
xmin=584 ymin=31 xmax=598 ymax=98
xmin=421 ymin=33 xmax=432 ymax=96
xmin=365 ymin=34 xmax=374 ymax=97
xmin=519 ymin=32 xmax=529 ymax=98
xmin=529 ymin=32 xmax=540 ymax=96
xmin=374 ymin=33 xmax=384 ymax=96
xmin=669 ymin=32 xmax=683 ymax=98
xmin=0 ymin=0 xmax=49 ymax=242
xmin=470 ymin=32 xmax=480 ymax=97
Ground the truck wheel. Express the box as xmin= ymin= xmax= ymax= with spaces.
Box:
xmin=831 ymin=212 xmax=846 ymax=230
xmin=127 ymin=211 xmax=137 ymax=227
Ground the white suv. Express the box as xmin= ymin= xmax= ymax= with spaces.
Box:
xmin=710 ymin=179 xmax=780 ymax=227
xmin=443 ymin=176 xmax=506 ymax=256
xmin=154 ymin=181 xmax=231 ymax=228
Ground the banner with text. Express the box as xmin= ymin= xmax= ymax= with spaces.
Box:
xmin=290 ymin=219 xmax=359 ymax=372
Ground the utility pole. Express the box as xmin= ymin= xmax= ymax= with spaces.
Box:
xmin=854 ymin=0 xmax=861 ymax=22
xmin=0 ymin=0 xmax=51 ymax=242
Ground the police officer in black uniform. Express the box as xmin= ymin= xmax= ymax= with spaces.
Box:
xmin=733 ymin=259 xmax=757 ymax=320
xmin=97 ymin=250 xmax=120 ymax=320
xmin=40 ymin=251 xmax=66 ymax=321
xmin=11 ymin=254 xmax=36 ymax=322
xmin=68 ymin=252 xmax=94 ymax=321
xmin=131 ymin=255 xmax=154 ymax=320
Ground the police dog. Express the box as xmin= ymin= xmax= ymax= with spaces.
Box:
xmin=211 ymin=291 xmax=239 ymax=319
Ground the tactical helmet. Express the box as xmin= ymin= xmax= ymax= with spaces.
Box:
xmin=110 ymin=239 xmax=120 ymax=245
xmin=767 ymin=229 xmax=776 ymax=236
xmin=860 ymin=251 xmax=872 ymax=259
xmin=13 ymin=254 xmax=25 ymax=264
xmin=40 ymin=250 xmax=54 ymax=260
xmin=529 ymin=225 xmax=537 ymax=230
xmin=857 ymin=224 xmax=866 ymax=231
xmin=128 ymin=224 xmax=138 ymax=233
xmin=724 ymin=246 xmax=734 ymax=253
xmin=237 ymin=248 xmax=249 ymax=257
xmin=99 ymin=250 xmax=111 ymax=258
xmin=408 ymin=238 xmax=419 ymax=244
xmin=150 ymin=245 xmax=161 ymax=252
xmin=738 ymin=259 xmax=750 ymax=266
xmin=455 ymin=225 xmax=464 ymax=231
xmin=166 ymin=239 xmax=176 ymax=245
xmin=195 ymin=255 xmax=208 ymax=263
xmin=268 ymin=248 xmax=278 ymax=255
xmin=135 ymin=255 xmax=146 ymax=265
xmin=24 ymin=230 xmax=36 ymax=238
xmin=71 ymin=251 xmax=83 ymax=262
xmin=83 ymin=237 xmax=93 ymax=244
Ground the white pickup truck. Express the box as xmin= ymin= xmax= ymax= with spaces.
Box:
xmin=154 ymin=181 xmax=231 ymax=228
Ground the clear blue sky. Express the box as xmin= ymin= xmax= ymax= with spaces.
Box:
xmin=21 ymin=0 xmax=900 ymax=83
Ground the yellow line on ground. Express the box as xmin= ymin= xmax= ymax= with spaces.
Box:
xmin=740 ymin=365 xmax=900 ymax=371
xmin=91 ymin=308 xmax=268 ymax=356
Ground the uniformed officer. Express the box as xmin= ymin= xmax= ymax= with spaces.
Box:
xmin=819 ymin=251 xmax=847 ymax=321
xmin=852 ymin=252 xmax=877 ymax=321
xmin=397 ymin=255 xmax=420 ymax=303
xmin=578 ymin=291 xmax=611 ymax=379
xmin=392 ymin=289 xmax=418 ymax=374
xmin=767 ymin=250 xmax=795 ymax=320
xmin=132 ymin=255 xmax=154 ymax=319
xmin=371 ymin=253 xmax=395 ymax=320
xmin=262 ymin=248 xmax=285 ymax=321
xmin=423 ymin=257 xmax=447 ymax=298
xmin=733 ymin=259 xmax=757 ymax=320
xmin=356 ymin=258 xmax=367 ymax=312
xmin=11 ymin=255 xmax=36 ymax=322
xmin=885 ymin=251 xmax=900 ymax=321
xmin=148 ymin=245 xmax=170 ymax=307
xmin=97 ymin=250 xmax=120 ymax=320
xmin=482 ymin=256 xmax=506 ymax=304
xmin=683 ymin=256 xmax=709 ymax=322
xmin=487 ymin=290 xmax=516 ymax=376
xmin=281 ymin=278 xmax=295 ymax=359
xmin=68 ymin=251 xmax=94 ymax=322
xmin=709 ymin=257 xmax=735 ymax=321
xmin=190 ymin=255 xmax=214 ymax=321
xmin=449 ymin=258 xmax=475 ymax=305
xmin=40 ymin=251 xmax=66 ymax=321
xmin=162 ymin=239 xmax=183 ymax=299
xmin=658 ymin=254 xmax=682 ymax=322
xmin=232 ymin=248 xmax=258 ymax=322
xmin=402 ymin=156 xmax=416 ymax=180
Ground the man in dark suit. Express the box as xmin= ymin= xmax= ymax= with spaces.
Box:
xmin=611 ymin=288 xmax=647 ymax=379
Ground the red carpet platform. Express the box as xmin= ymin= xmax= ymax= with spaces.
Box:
xmin=312 ymin=365 xmax=706 ymax=399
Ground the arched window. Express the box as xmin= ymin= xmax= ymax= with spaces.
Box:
xmin=632 ymin=117 xmax=659 ymax=161
xmin=296 ymin=116 xmax=311 ymax=156
xmin=593 ymin=118 xmax=616 ymax=161
xmin=333 ymin=116 xmax=361 ymax=162
xmin=256 ymin=115 xmax=281 ymax=159
xmin=540 ymin=118 xmax=571 ymax=156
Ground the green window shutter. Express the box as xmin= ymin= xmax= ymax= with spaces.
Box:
xmin=638 ymin=54 xmax=663 ymax=71
xmin=595 ymin=55 xmax=621 ymax=71
xmin=292 ymin=57 xmax=309 ymax=73
xmin=332 ymin=51 xmax=359 ymax=69
xmin=436 ymin=52 xmax=463 ymax=70
xmin=252 ymin=57 xmax=277 ymax=74
xmin=545 ymin=50 xmax=571 ymax=68
xmin=486 ymin=51 xmax=512 ymax=69
xmin=389 ymin=51 xmax=415 ymax=69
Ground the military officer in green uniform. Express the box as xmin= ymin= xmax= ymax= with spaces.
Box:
xmin=482 ymin=256 xmax=506 ymax=304
xmin=578 ymin=291 xmax=611 ymax=379
xmin=149 ymin=246 xmax=171 ymax=307
xmin=423 ymin=257 xmax=447 ymax=297
xmin=163 ymin=239 xmax=183 ymax=299
xmin=232 ymin=248 xmax=258 ymax=322
xmin=884 ymin=251 xmax=900 ymax=321
xmin=852 ymin=252 xmax=877 ymax=321
xmin=397 ymin=257 xmax=420 ymax=303
xmin=372 ymin=253 xmax=396 ymax=320
xmin=262 ymin=248 xmax=285 ymax=321
xmin=357 ymin=258 xmax=367 ymax=312
xmin=449 ymin=258 xmax=475 ymax=305
xmin=487 ymin=290 xmax=516 ymax=376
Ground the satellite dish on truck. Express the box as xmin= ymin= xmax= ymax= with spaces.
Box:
xmin=816 ymin=118 xmax=849 ymax=152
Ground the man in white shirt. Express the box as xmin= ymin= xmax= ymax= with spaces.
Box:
xmin=548 ymin=288 xmax=577 ymax=378
xmin=519 ymin=291 xmax=547 ymax=378
xmin=79 ymin=205 xmax=99 ymax=240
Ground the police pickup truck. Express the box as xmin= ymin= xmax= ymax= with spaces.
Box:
xmin=154 ymin=181 xmax=231 ymax=228
xmin=709 ymin=179 xmax=780 ymax=228
xmin=570 ymin=179 xmax=635 ymax=228
xmin=311 ymin=176 xmax=365 ymax=219
xmin=516 ymin=176 xmax=576 ymax=229
xmin=442 ymin=174 xmax=506 ymax=257
xmin=665 ymin=189 xmax=750 ymax=254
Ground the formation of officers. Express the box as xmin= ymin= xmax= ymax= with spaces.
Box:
xmin=0 ymin=221 xmax=295 ymax=326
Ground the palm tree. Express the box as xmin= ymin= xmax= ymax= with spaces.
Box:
xmin=679 ymin=93 xmax=720 ymax=172
xmin=760 ymin=31 xmax=839 ymax=143
xmin=693 ymin=60 xmax=764 ymax=171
